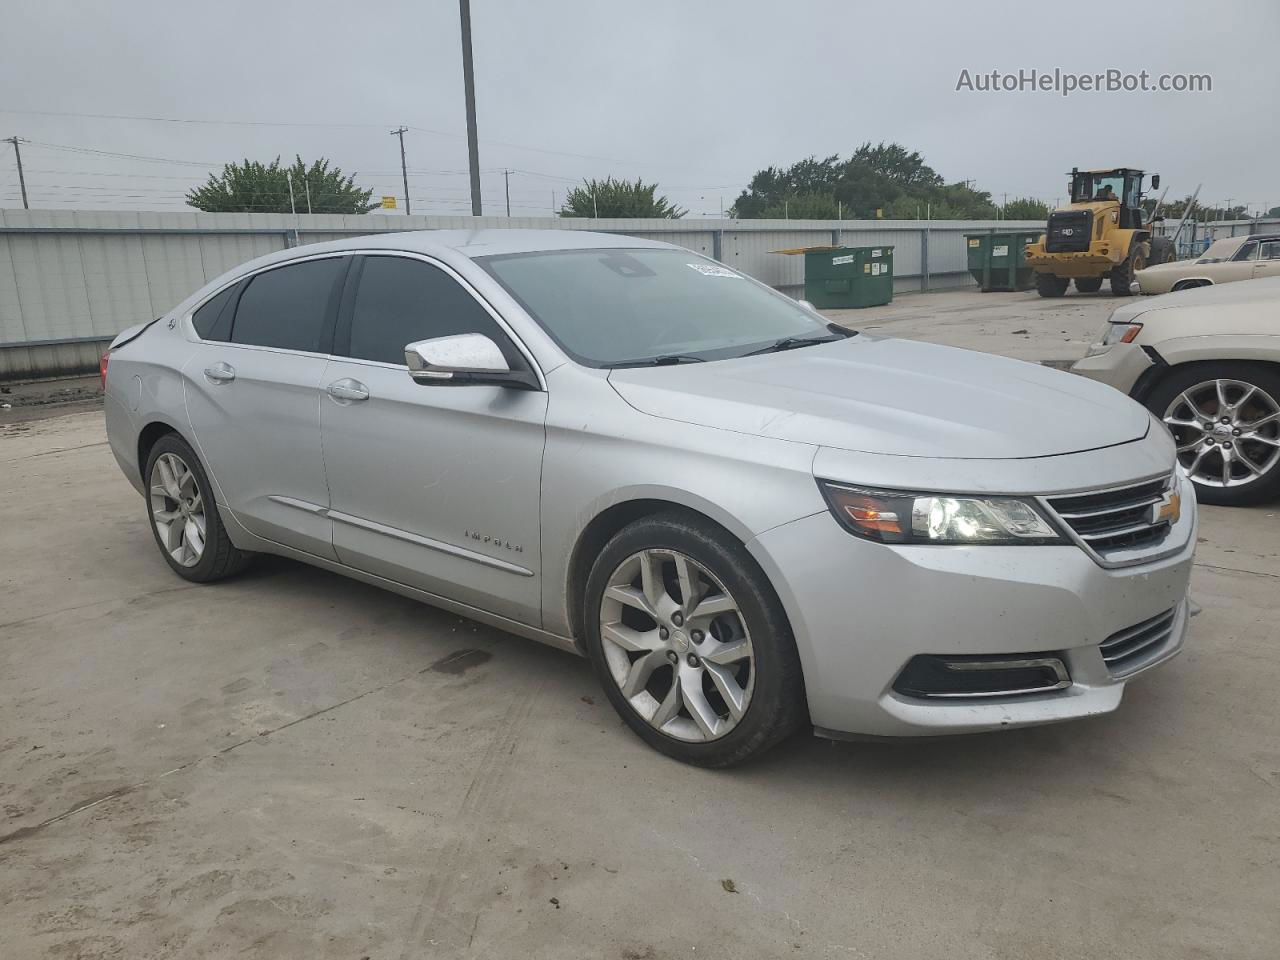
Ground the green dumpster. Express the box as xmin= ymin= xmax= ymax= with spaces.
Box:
xmin=801 ymin=246 xmax=894 ymax=308
xmin=965 ymin=231 xmax=1041 ymax=292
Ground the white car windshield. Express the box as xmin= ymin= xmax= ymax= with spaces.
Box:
xmin=479 ymin=248 xmax=840 ymax=367
xmin=1197 ymin=238 xmax=1244 ymax=264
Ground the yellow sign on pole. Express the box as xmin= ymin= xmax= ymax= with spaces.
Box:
xmin=381 ymin=195 xmax=398 ymax=210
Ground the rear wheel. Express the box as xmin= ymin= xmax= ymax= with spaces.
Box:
xmin=1149 ymin=236 xmax=1176 ymax=265
xmin=1074 ymin=276 xmax=1104 ymax=293
xmin=1036 ymin=273 xmax=1069 ymax=298
xmin=583 ymin=512 xmax=806 ymax=767
xmin=145 ymin=433 xmax=252 ymax=581
xmin=1110 ymin=248 xmax=1146 ymax=296
xmin=1146 ymin=363 xmax=1280 ymax=506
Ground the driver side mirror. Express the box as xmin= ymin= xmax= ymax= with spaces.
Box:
xmin=405 ymin=333 xmax=538 ymax=390
xmin=1150 ymin=174 xmax=1161 ymax=190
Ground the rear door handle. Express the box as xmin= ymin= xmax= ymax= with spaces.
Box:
xmin=326 ymin=378 xmax=370 ymax=403
xmin=203 ymin=361 xmax=236 ymax=384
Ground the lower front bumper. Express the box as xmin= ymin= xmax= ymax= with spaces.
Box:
xmin=748 ymin=496 xmax=1195 ymax=738
xmin=1070 ymin=342 xmax=1155 ymax=395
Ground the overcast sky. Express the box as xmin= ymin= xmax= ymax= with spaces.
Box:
xmin=2 ymin=0 xmax=1275 ymax=218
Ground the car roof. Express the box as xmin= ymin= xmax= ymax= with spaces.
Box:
xmin=261 ymin=228 xmax=674 ymax=265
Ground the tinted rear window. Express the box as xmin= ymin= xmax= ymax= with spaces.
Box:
xmin=192 ymin=285 xmax=236 ymax=341
xmin=231 ymin=258 xmax=346 ymax=351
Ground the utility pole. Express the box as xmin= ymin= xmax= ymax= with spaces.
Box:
xmin=5 ymin=137 xmax=28 ymax=209
xmin=458 ymin=0 xmax=482 ymax=216
xmin=504 ymin=169 xmax=511 ymax=217
xmin=304 ymin=179 xmax=313 ymax=215
xmin=390 ymin=127 xmax=411 ymax=215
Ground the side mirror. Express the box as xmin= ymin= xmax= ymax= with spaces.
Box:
xmin=404 ymin=333 xmax=537 ymax=389
xmin=1150 ymin=174 xmax=1160 ymax=190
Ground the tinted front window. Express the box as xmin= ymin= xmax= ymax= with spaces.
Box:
xmin=192 ymin=285 xmax=236 ymax=341
xmin=1232 ymin=242 xmax=1258 ymax=262
xmin=480 ymin=248 xmax=828 ymax=366
xmin=231 ymin=258 xmax=345 ymax=351
xmin=345 ymin=256 xmax=510 ymax=365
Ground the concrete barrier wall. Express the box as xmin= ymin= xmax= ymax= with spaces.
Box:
xmin=0 ymin=208 xmax=1040 ymax=380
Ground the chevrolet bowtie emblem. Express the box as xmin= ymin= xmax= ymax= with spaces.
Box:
xmin=1154 ymin=490 xmax=1181 ymax=525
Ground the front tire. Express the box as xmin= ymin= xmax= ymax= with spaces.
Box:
xmin=144 ymin=433 xmax=252 ymax=581
xmin=1146 ymin=363 xmax=1280 ymax=506
xmin=1036 ymin=273 xmax=1069 ymax=298
xmin=583 ymin=512 xmax=806 ymax=767
xmin=1110 ymin=248 xmax=1146 ymax=296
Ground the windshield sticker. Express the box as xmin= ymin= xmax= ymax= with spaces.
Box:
xmin=872 ymin=249 xmax=882 ymax=257
xmin=687 ymin=263 xmax=742 ymax=278
xmin=832 ymin=254 xmax=855 ymax=265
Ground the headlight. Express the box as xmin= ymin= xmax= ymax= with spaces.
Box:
xmin=817 ymin=481 xmax=1064 ymax=545
xmin=1101 ymin=321 xmax=1143 ymax=345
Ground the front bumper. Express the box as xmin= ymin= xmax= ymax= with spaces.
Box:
xmin=1070 ymin=342 xmax=1155 ymax=395
xmin=748 ymin=476 xmax=1196 ymax=737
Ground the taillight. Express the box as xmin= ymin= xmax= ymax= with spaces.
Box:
xmin=100 ymin=352 xmax=110 ymax=390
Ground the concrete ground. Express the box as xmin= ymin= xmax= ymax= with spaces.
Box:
xmin=2 ymin=288 xmax=1278 ymax=959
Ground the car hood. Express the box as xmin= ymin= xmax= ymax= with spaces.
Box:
xmin=608 ymin=336 xmax=1150 ymax=459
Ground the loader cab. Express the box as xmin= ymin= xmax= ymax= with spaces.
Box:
xmin=1069 ymin=167 xmax=1153 ymax=229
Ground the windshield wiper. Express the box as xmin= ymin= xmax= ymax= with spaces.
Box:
xmin=606 ymin=354 xmax=707 ymax=369
xmin=740 ymin=331 xmax=850 ymax=357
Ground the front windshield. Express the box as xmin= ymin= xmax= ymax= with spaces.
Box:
xmin=479 ymin=248 xmax=833 ymax=366
xmin=1198 ymin=238 xmax=1243 ymax=264
xmin=1072 ymin=173 xmax=1124 ymax=203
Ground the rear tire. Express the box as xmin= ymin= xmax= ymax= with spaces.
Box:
xmin=583 ymin=512 xmax=806 ymax=767
xmin=1036 ymin=273 xmax=1069 ymax=298
xmin=1145 ymin=362 xmax=1280 ymax=506
xmin=144 ymin=433 xmax=252 ymax=582
xmin=1149 ymin=236 xmax=1176 ymax=265
xmin=1074 ymin=276 xmax=1104 ymax=293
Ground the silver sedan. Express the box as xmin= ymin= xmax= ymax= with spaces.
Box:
xmin=103 ymin=230 xmax=1196 ymax=766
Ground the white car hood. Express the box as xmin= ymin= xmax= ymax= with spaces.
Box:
xmin=608 ymin=336 xmax=1150 ymax=459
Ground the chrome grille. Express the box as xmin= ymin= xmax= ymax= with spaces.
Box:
xmin=1043 ymin=474 xmax=1177 ymax=565
xmin=1099 ymin=607 xmax=1178 ymax=677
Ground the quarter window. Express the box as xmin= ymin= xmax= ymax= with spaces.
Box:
xmin=191 ymin=285 xmax=236 ymax=341
xmin=344 ymin=256 xmax=513 ymax=365
xmin=230 ymin=258 xmax=346 ymax=352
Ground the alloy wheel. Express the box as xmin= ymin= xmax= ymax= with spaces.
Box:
xmin=1163 ymin=379 xmax=1280 ymax=488
xmin=599 ymin=549 xmax=754 ymax=743
xmin=149 ymin=452 xmax=207 ymax=567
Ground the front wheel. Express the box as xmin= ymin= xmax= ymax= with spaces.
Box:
xmin=1110 ymin=249 xmax=1146 ymax=296
xmin=583 ymin=512 xmax=806 ymax=767
xmin=1146 ymin=363 xmax=1280 ymax=506
xmin=1036 ymin=273 xmax=1069 ymax=298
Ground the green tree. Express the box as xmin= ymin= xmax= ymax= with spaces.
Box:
xmin=1001 ymin=197 xmax=1051 ymax=220
xmin=731 ymin=143 xmax=996 ymax=220
xmin=559 ymin=177 xmax=685 ymax=218
xmin=186 ymin=156 xmax=377 ymax=214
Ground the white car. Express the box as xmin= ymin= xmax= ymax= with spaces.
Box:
xmin=1135 ymin=234 xmax=1280 ymax=294
xmin=1073 ymin=276 xmax=1280 ymax=504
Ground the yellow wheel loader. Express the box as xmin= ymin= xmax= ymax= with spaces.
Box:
xmin=1025 ymin=167 xmax=1175 ymax=297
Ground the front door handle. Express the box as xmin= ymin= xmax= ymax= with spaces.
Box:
xmin=203 ymin=361 xmax=236 ymax=384
xmin=326 ymin=378 xmax=370 ymax=403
